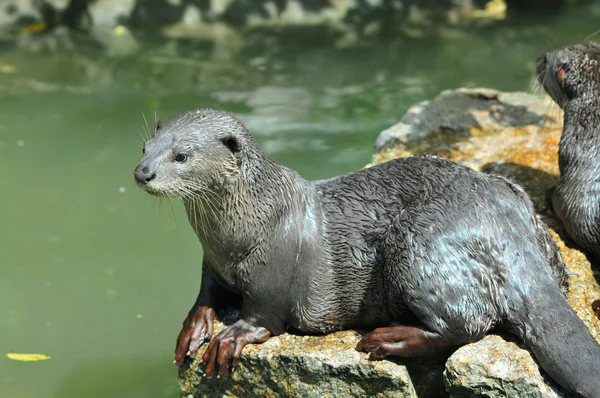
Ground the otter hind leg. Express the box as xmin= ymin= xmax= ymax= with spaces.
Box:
xmin=356 ymin=325 xmax=450 ymax=360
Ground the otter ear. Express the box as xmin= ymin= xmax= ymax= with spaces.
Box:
xmin=221 ymin=135 xmax=240 ymax=153
xmin=156 ymin=120 xmax=163 ymax=131
xmin=557 ymin=66 xmax=565 ymax=85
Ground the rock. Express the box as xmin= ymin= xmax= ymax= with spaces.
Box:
xmin=373 ymin=88 xmax=551 ymax=153
xmin=179 ymin=310 xmax=447 ymax=398
xmin=179 ymin=87 xmax=600 ymax=397
xmin=444 ymin=335 xmax=565 ymax=398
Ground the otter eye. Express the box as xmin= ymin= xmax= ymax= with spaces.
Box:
xmin=175 ymin=153 xmax=188 ymax=162
xmin=557 ymin=66 xmax=565 ymax=85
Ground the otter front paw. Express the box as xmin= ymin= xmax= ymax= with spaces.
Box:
xmin=200 ymin=319 xmax=271 ymax=378
xmin=175 ymin=305 xmax=216 ymax=366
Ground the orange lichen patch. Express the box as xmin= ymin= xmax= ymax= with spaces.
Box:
xmin=495 ymin=128 xmax=561 ymax=172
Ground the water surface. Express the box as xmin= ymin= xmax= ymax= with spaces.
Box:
xmin=1 ymin=4 xmax=600 ymax=397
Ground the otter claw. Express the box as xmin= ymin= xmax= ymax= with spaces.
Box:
xmin=174 ymin=306 xmax=217 ymax=365
xmin=200 ymin=319 xmax=271 ymax=378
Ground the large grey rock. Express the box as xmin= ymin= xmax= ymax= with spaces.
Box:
xmin=374 ymin=88 xmax=551 ymax=153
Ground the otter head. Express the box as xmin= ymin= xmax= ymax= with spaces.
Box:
xmin=134 ymin=109 xmax=251 ymax=200
xmin=536 ymin=42 xmax=600 ymax=108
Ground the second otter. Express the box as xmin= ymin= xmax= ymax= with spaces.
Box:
xmin=537 ymin=42 xmax=600 ymax=321
xmin=135 ymin=109 xmax=600 ymax=398
xmin=537 ymin=42 xmax=600 ymax=263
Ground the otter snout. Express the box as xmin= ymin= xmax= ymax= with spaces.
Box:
xmin=134 ymin=164 xmax=156 ymax=185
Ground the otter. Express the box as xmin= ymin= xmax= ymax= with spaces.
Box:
xmin=536 ymin=42 xmax=600 ymax=262
xmin=134 ymin=109 xmax=600 ymax=397
xmin=536 ymin=41 xmax=600 ymax=322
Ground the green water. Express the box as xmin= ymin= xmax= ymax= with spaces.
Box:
xmin=1 ymin=4 xmax=600 ymax=397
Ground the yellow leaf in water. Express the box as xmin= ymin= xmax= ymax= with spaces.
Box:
xmin=6 ymin=353 xmax=51 ymax=362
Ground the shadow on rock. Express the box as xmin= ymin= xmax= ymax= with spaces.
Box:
xmin=402 ymin=354 xmax=451 ymax=397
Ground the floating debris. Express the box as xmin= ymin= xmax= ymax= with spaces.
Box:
xmin=6 ymin=353 xmax=51 ymax=362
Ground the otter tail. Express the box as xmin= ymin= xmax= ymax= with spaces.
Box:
xmin=510 ymin=285 xmax=600 ymax=398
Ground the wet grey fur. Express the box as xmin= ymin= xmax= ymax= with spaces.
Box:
xmin=136 ymin=109 xmax=600 ymax=398
xmin=537 ymin=41 xmax=600 ymax=263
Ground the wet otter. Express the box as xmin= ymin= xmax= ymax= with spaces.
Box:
xmin=536 ymin=42 xmax=600 ymax=262
xmin=135 ymin=109 xmax=600 ymax=397
xmin=537 ymin=42 xmax=600 ymax=321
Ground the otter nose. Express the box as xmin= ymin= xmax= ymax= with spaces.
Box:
xmin=134 ymin=165 xmax=156 ymax=185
